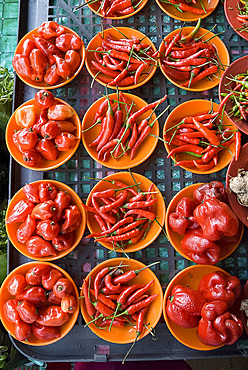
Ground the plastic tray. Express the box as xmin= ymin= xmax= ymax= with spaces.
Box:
xmin=8 ymin=0 xmax=248 ymax=363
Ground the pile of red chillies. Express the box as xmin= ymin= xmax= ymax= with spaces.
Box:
xmin=6 ymin=181 xmax=82 ymax=258
xmin=88 ymin=30 xmax=157 ymax=87
xmin=12 ymin=21 xmax=83 ymax=86
xmin=164 ymin=105 xmax=241 ymax=171
xmin=168 ymin=181 xmax=241 ymax=264
xmin=3 ymin=264 xmax=77 ymax=342
xmin=87 ymin=92 xmax=167 ymax=161
xmin=83 ymin=179 xmax=157 ymax=251
xmin=159 ymin=0 xmax=213 ymax=15
xmin=85 ymin=0 xmax=144 ymax=17
xmin=160 ymin=28 xmax=219 ymax=88
xmin=82 ymin=263 xmax=157 ymax=336
xmin=166 ymin=270 xmax=243 ymax=346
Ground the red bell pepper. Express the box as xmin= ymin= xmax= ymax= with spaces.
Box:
xmin=36 ymin=220 xmax=60 ymax=241
xmin=193 ymin=198 xmax=239 ymax=241
xmin=16 ymin=286 xmax=47 ymax=305
xmin=55 ymin=33 xmax=82 ymax=52
xmin=16 ymin=300 xmax=38 ymax=324
xmin=198 ymin=271 xmax=241 ymax=309
xmin=22 ymin=182 xmax=40 ymax=203
xmin=52 ymin=191 xmax=71 ymax=222
xmin=197 ymin=301 xmax=243 ymax=346
xmin=15 ymin=320 xmax=31 ymax=342
xmin=181 ymin=228 xmax=221 ymax=265
xmin=26 ymin=235 xmax=57 ymax=257
xmin=32 ymin=322 xmax=60 ymax=341
xmin=16 ymin=214 xmax=36 ymax=244
xmin=36 ymin=306 xmax=69 ymax=326
xmin=169 ymin=197 xmax=198 ymax=235
xmin=37 ymin=21 xmax=65 ymax=39
xmin=3 ymin=299 xmax=20 ymax=323
xmin=60 ymin=205 xmax=81 ymax=233
xmin=7 ymin=274 xmax=26 ymax=296
xmin=38 ymin=182 xmax=57 ymax=202
xmin=52 ymin=232 xmax=74 ymax=251
xmin=25 ymin=264 xmax=51 ymax=286
xmin=193 ymin=181 xmax=227 ymax=204
xmin=31 ymin=200 xmax=57 ymax=220
xmin=41 ymin=268 xmax=63 ymax=290
xmin=166 ymin=285 xmax=206 ymax=328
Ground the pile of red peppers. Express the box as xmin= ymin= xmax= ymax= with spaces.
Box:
xmin=166 ymin=270 xmax=243 ymax=346
xmin=169 ymin=181 xmax=241 ymax=264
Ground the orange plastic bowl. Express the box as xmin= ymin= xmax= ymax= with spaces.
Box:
xmin=85 ymin=27 xmax=157 ymax=90
xmin=85 ymin=172 xmax=166 ymax=253
xmin=155 ymin=0 xmax=219 ymax=22
xmin=163 ymin=100 xmax=236 ymax=174
xmin=87 ymin=0 xmax=148 ymax=19
xmin=6 ymin=97 xmax=81 ymax=171
xmin=82 ymin=92 xmax=160 ymax=169
xmin=158 ymin=27 xmax=229 ymax=92
xmin=0 ymin=261 xmax=79 ymax=346
xmin=5 ymin=180 xmax=86 ymax=261
xmin=80 ymin=257 xmax=163 ymax=344
xmin=13 ymin=25 xmax=85 ymax=90
xmin=163 ymin=264 xmax=230 ymax=350
xmin=165 ymin=183 xmax=244 ymax=263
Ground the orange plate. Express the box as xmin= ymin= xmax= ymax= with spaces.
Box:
xmin=158 ymin=27 xmax=229 ymax=92
xmin=0 ymin=261 xmax=79 ymax=346
xmin=14 ymin=26 xmax=85 ymax=90
xmin=81 ymin=93 xmax=159 ymax=169
xmin=163 ymin=99 xmax=236 ymax=174
xmin=6 ymin=98 xmax=81 ymax=171
xmin=155 ymin=0 xmax=219 ymax=22
xmin=5 ymin=180 xmax=86 ymax=261
xmin=87 ymin=0 xmax=148 ymax=19
xmin=85 ymin=172 xmax=166 ymax=253
xmin=80 ymin=257 xmax=163 ymax=344
xmin=85 ymin=27 xmax=157 ymax=90
xmin=163 ymin=264 xmax=230 ymax=350
xmin=165 ymin=183 xmax=244 ymax=262
xmin=219 ymin=55 xmax=248 ymax=135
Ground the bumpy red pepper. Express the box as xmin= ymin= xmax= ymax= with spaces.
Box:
xmin=54 ymin=132 xmax=78 ymax=151
xmin=53 ymin=278 xmax=73 ymax=298
xmin=16 ymin=127 xmax=38 ymax=151
xmin=193 ymin=198 xmax=239 ymax=241
xmin=193 ymin=181 xmax=227 ymax=204
xmin=42 ymin=268 xmax=63 ymax=290
xmin=40 ymin=121 xmax=59 ymax=139
xmin=7 ymin=274 xmax=26 ymax=296
xmin=16 ymin=214 xmax=36 ymax=243
xmin=36 ymin=137 xmax=59 ymax=161
xmin=3 ymin=299 xmax=19 ymax=323
xmin=55 ymin=33 xmax=82 ymax=52
xmin=26 ymin=235 xmax=57 ymax=257
xmin=31 ymin=200 xmax=57 ymax=220
xmin=35 ymin=90 xmax=55 ymax=109
xmin=60 ymin=205 xmax=81 ymax=233
xmin=52 ymin=232 xmax=74 ymax=251
xmin=32 ymin=322 xmax=60 ymax=341
xmin=33 ymin=36 xmax=62 ymax=64
xmin=53 ymin=191 xmax=71 ymax=222
xmin=6 ymin=199 xmax=34 ymax=224
xmin=23 ymin=149 xmax=43 ymax=167
xmin=36 ymin=306 xmax=69 ymax=326
xmin=23 ymin=182 xmax=40 ymax=203
xmin=25 ymin=264 xmax=51 ymax=286
xmin=37 ymin=21 xmax=65 ymax=39
xmin=16 ymin=300 xmax=38 ymax=324
xmin=15 ymin=320 xmax=31 ymax=342
xmin=198 ymin=271 xmax=241 ymax=309
xmin=65 ymin=50 xmax=81 ymax=73
xmin=166 ymin=285 xmax=206 ymax=328
xmin=197 ymin=301 xmax=243 ymax=346
xmin=38 ymin=182 xmax=57 ymax=202
xmin=169 ymin=197 xmax=198 ymax=235
xmin=181 ymin=228 xmax=221 ymax=265
xmin=36 ymin=220 xmax=60 ymax=241
xmin=29 ymin=48 xmax=48 ymax=72
xmin=16 ymin=286 xmax=47 ymax=305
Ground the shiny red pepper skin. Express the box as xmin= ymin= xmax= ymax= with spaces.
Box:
xmin=29 ymin=48 xmax=48 ymax=72
xmin=40 ymin=121 xmax=59 ymax=139
xmin=3 ymin=299 xmax=20 ymax=323
xmin=61 ymin=295 xmax=77 ymax=313
xmin=31 ymin=200 xmax=57 ymax=220
xmin=35 ymin=90 xmax=55 ymax=109
xmin=33 ymin=36 xmax=62 ymax=64
xmin=6 ymin=200 xmax=35 ymax=224
xmin=44 ymin=64 xmax=60 ymax=85
xmin=52 ymin=191 xmax=71 ymax=222
xmin=37 ymin=21 xmax=65 ymax=39
xmin=7 ymin=274 xmax=27 ymax=296
xmin=16 ymin=300 xmax=38 ymax=324
xmin=53 ymin=278 xmax=73 ymax=298
xmin=33 ymin=109 xmax=48 ymax=136
xmin=36 ymin=138 xmax=59 ymax=161
xmin=169 ymin=197 xmax=198 ymax=235
xmin=193 ymin=198 xmax=239 ymax=241
xmin=197 ymin=301 xmax=243 ymax=346
xmin=25 ymin=264 xmax=51 ymax=286
xmin=166 ymin=285 xmax=206 ymax=328
xmin=32 ymin=322 xmax=60 ymax=341
xmin=36 ymin=220 xmax=60 ymax=241
xmin=36 ymin=306 xmax=69 ymax=326
xmin=60 ymin=205 xmax=81 ymax=233
xmin=22 ymin=38 xmax=36 ymax=57
xmin=54 ymin=132 xmax=78 ymax=151
xmin=65 ymin=50 xmax=81 ymax=73
xmin=52 ymin=232 xmax=74 ymax=251
xmin=22 ymin=149 xmax=43 ymax=167
xmin=198 ymin=271 xmax=241 ymax=309
xmin=23 ymin=182 xmax=40 ymax=203
xmin=42 ymin=268 xmax=63 ymax=290
xmin=16 ymin=286 xmax=47 ymax=305
xmin=26 ymin=235 xmax=57 ymax=257
xmin=16 ymin=127 xmax=38 ymax=151
xmin=38 ymin=182 xmax=57 ymax=202
xmin=56 ymin=33 xmax=82 ymax=52
xmin=181 ymin=228 xmax=221 ymax=265
xmin=193 ymin=182 xmax=227 ymax=204
xmin=53 ymin=55 xmax=71 ymax=79
xmin=16 ymin=214 xmax=36 ymax=243
xmin=15 ymin=320 xmax=31 ymax=342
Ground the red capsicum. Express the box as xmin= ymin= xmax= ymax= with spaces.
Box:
xmin=38 ymin=182 xmax=57 ymax=202
xmin=31 ymin=200 xmax=57 ymax=220
xmin=42 ymin=268 xmax=63 ymax=290
xmin=16 ymin=214 xmax=36 ymax=243
xmin=26 ymin=235 xmax=57 ymax=257
xmin=60 ymin=205 xmax=81 ymax=233
xmin=32 ymin=322 xmax=60 ymax=341
xmin=181 ymin=228 xmax=221 ymax=265
xmin=197 ymin=301 xmax=243 ymax=346
xmin=6 ymin=199 xmax=35 ymax=224
xmin=193 ymin=198 xmax=239 ymax=241
xmin=52 ymin=232 xmax=74 ymax=251
xmin=16 ymin=286 xmax=47 ymax=305
xmin=25 ymin=264 xmax=51 ymax=286
xmin=37 ymin=21 xmax=65 ymax=39
xmin=36 ymin=306 xmax=69 ymax=326
xmin=22 ymin=182 xmax=40 ymax=203
xmin=198 ymin=271 xmax=241 ymax=309
xmin=166 ymin=285 xmax=206 ymax=328
xmin=169 ymin=197 xmax=198 ymax=235
xmin=193 ymin=181 xmax=227 ymax=204
xmin=52 ymin=191 xmax=71 ymax=222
